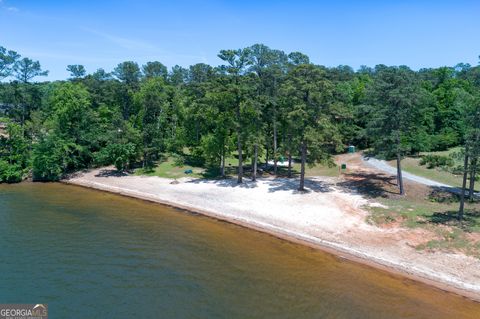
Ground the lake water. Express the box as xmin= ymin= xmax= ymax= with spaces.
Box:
xmin=1 ymin=183 xmax=479 ymax=318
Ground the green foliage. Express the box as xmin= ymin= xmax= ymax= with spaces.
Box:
xmin=0 ymin=46 xmax=20 ymax=79
xmin=428 ymin=189 xmax=459 ymax=203
xmin=430 ymin=129 xmax=460 ymax=151
xmin=366 ymin=66 xmax=431 ymax=159
xmin=32 ymin=135 xmax=72 ymax=181
xmin=0 ymin=119 xmax=30 ymax=182
xmin=281 ymin=64 xmax=342 ymax=161
xmin=94 ymin=142 xmax=137 ymax=171
xmin=1 ymin=43 xmax=480 ymax=188
xmin=31 ymin=82 xmax=97 ymax=180
xmin=67 ymin=64 xmax=86 ymax=79
xmin=0 ymin=160 xmax=23 ymax=183
xmin=13 ymin=57 xmax=48 ymax=83
xmin=134 ymin=77 xmax=174 ymax=167
xmin=142 ymin=61 xmax=167 ymax=80
xmin=419 ymin=154 xmax=454 ymax=169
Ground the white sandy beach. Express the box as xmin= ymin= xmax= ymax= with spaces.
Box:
xmin=65 ymin=168 xmax=480 ymax=301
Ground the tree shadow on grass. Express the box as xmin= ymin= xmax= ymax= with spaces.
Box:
xmin=336 ymin=172 xmax=399 ymax=198
xmin=418 ymin=210 xmax=480 ymax=231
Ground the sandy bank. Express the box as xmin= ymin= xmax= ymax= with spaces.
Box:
xmin=65 ymin=168 xmax=480 ymax=301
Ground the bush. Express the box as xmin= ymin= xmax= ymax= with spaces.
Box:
xmin=419 ymin=154 xmax=454 ymax=169
xmin=430 ymin=131 xmax=459 ymax=151
xmin=0 ymin=160 xmax=24 ymax=183
xmin=428 ymin=189 xmax=459 ymax=203
xmin=94 ymin=143 xmax=137 ymax=171
xmin=32 ymin=135 xmax=68 ymax=181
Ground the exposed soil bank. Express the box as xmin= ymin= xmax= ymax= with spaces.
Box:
xmin=64 ymin=168 xmax=480 ymax=302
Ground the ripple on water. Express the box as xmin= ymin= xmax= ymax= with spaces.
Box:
xmin=0 ymin=182 xmax=479 ymax=318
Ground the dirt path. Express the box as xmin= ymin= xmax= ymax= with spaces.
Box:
xmin=65 ymin=167 xmax=480 ymax=301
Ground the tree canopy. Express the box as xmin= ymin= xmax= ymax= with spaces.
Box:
xmin=1 ymin=43 xmax=479 ymax=198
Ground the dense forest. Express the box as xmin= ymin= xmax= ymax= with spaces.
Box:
xmin=1 ymin=44 xmax=479 ymax=214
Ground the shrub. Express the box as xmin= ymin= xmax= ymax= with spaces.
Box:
xmin=428 ymin=189 xmax=459 ymax=203
xmin=94 ymin=143 xmax=137 ymax=171
xmin=0 ymin=160 xmax=24 ymax=183
xmin=430 ymin=131 xmax=459 ymax=151
xmin=419 ymin=154 xmax=454 ymax=169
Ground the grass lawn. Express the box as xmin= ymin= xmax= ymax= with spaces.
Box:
xmin=135 ymin=154 xmax=340 ymax=179
xmin=386 ymin=147 xmax=478 ymax=191
xmin=135 ymin=157 xmax=206 ymax=179
xmin=290 ymin=162 xmax=339 ymax=177
xmin=387 ymin=157 xmax=467 ymax=187
xmin=421 ymin=146 xmax=462 ymax=158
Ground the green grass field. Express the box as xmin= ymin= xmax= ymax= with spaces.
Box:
xmin=135 ymin=157 xmax=206 ymax=179
xmin=135 ymin=154 xmax=339 ymax=179
xmin=387 ymin=147 xmax=478 ymax=190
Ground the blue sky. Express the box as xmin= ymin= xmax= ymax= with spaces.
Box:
xmin=1 ymin=0 xmax=480 ymax=80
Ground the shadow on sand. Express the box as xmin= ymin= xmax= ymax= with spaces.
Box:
xmin=94 ymin=169 xmax=130 ymax=178
xmin=187 ymin=176 xmax=334 ymax=194
xmin=337 ymin=172 xmax=399 ymax=198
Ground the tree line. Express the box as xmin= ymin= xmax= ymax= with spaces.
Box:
xmin=1 ymin=44 xmax=479 ymax=218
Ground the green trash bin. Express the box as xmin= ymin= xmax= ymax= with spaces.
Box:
xmin=341 ymin=163 xmax=347 ymax=170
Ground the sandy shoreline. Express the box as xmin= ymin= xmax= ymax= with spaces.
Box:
xmin=64 ymin=168 xmax=480 ymax=302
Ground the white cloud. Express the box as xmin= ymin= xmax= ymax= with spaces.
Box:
xmin=0 ymin=0 xmax=19 ymax=12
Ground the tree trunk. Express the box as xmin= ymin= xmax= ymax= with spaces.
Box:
xmin=235 ymin=97 xmax=243 ymax=183
xmin=273 ymin=120 xmax=278 ymax=175
xmin=237 ymin=120 xmax=243 ymax=184
xmin=396 ymin=152 xmax=405 ymax=195
xmin=252 ymin=144 xmax=258 ymax=181
xmin=299 ymin=140 xmax=306 ymax=191
xmin=469 ymin=158 xmax=477 ymax=202
xmin=288 ymin=153 xmax=292 ymax=178
xmin=220 ymin=146 xmax=225 ymax=178
xmin=265 ymin=145 xmax=269 ymax=168
xmin=288 ymin=133 xmax=293 ymax=178
xmin=195 ymin=121 xmax=199 ymax=144
xmin=237 ymin=137 xmax=243 ymax=183
xmin=21 ymin=104 xmax=26 ymax=127
xmin=459 ymin=147 xmax=470 ymax=220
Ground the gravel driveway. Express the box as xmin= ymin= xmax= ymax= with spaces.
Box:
xmin=362 ymin=156 xmax=478 ymax=197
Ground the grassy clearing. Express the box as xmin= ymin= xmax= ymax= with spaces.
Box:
xmin=387 ymin=157 xmax=468 ymax=187
xmin=386 ymin=147 xmax=478 ymax=190
xmin=135 ymin=157 xmax=205 ymax=179
xmin=421 ymin=147 xmax=462 ymax=158
xmin=135 ymin=154 xmax=339 ymax=179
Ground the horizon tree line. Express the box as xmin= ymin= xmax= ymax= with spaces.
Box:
xmin=1 ymin=44 xmax=479 ymax=219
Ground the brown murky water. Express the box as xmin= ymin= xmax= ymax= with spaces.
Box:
xmin=0 ymin=183 xmax=479 ymax=318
